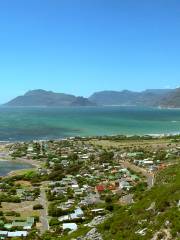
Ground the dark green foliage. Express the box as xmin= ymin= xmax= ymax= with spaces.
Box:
xmin=33 ymin=204 xmax=44 ymax=210
xmin=0 ymin=193 xmax=20 ymax=203
xmin=99 ymin=151 xmax=114 ymax=163
xmin=49 ymin=217 xmax=60 ymax=226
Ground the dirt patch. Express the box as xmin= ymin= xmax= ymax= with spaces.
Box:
xmin=1 ymin=201 xmax=40 ymax=218
xmin=15 ymin=180 xmax=32 ymax=187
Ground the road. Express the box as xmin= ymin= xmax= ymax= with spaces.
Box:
xmin=39 ymin=188 xmax=49 ymax=234
xmin=120 ymin=160 xmax=155 ymax=189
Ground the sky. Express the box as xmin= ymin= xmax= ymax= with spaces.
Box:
xmin=0 ymin=0 xmax=180 ymax=103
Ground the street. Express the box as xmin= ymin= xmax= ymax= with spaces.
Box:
xmin=39 ymin=188 xmax=49 ymax=234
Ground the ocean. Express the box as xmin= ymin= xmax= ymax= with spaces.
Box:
xmin=0 ymin=106 xmax=179 ymax=141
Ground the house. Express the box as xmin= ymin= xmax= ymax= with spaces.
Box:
xmin=57 ymin=199 xmax=75 ymax=210
xmin=91 ymin=208 xmax=104 ymax=215
xmin=70 ymin=208 xmax=84 ymax=220
xmin=27 ymin=145 xmax=33 ymax=153
xmin=96 ymin=185 xmax=105 ymax=192
xmin=10 ymin=217 xmax=34 ymax=231
xmin=61 ymin=160 xmax=69 ymax=167
xmin=71 ymin=184 xmax=79 ymax=189
xmin=74 ymin=189 xmax=83 ymax=196
xmin=58 ymin=215 xmax=69 ymax=222
xmin=4 ymin=224 xmax=12 ymax=230
xmin=51 ymin=187 xmax=66 ymax=195
xmin=25 ymin=217 xmax=35 ymax=229
xmin=62 ymin=223 xmax=77 ymax=233
xmin=142 ymin=160 xmax=154 ymax=165
xmin=58 ymin=208 xmax=84 ymax=222
xmin=79 ymin=194 xmax=100 ymax=206
xmin=0 ymin=231 xmax=8 ymax=238
xmin=8 ymin=231 xmax=28 ymax=238
xmin=119 ymin=180 xmax=131 ymax=190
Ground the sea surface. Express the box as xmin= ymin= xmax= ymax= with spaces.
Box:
xmin=0 ymin=106 xmax=179 ymax=141
xmin=0 ymin=160 xmax=33 ymax=176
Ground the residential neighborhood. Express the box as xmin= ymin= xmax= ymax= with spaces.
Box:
xmin=0 ymin=135 xmax=179 ymax=239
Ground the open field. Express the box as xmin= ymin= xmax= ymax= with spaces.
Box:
xmin=15 ymin=180 xmax=32 ymax=187
xmin=1 ymin=200 xmax=40 ymax=219
xmin=88 ymin=138 xmax=178 ymax=149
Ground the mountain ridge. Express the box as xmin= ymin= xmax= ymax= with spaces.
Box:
xmin=4 ymin=88 xmax=180 ymax=108
xmin=89 ymin=88 xmax=180 ymax=107
xmin=5 ymin=89 xmax=95 ymax=107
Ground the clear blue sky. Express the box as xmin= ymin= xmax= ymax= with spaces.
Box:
xmin=0 ymin=0 xmax=180 ymax=103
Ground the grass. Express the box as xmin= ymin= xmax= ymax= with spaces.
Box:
xmin=88 ymin=138 xmax=174 ymax=150
xmin=7 ymin=168 xmax=36 ymax=177
xmin=57 ymin=226 xmax=90 ymax=240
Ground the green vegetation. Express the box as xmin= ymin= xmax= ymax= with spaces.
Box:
xmin=1 ymin=135 xmax=179 ymax=239
xmin=98 ymin=163 xmax=180 ymax=240
xmin=33 ymin=204 xmax=43 ymax=210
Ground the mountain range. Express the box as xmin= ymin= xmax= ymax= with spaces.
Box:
xmin=5 ymin=90 xmax=96 ymax=107
xmin=4 ymin=88 xmax=180 ymax=108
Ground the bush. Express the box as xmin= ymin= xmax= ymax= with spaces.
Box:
xmin=33 ymin=204 xmax=44 ymax=210
xmin=49 ymin=217 xmax=59 ymax=226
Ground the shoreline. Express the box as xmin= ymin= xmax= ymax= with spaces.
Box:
xmin=0 ymin=157 xmax=40 ymax=178
xmin=0 ymin=132 xmax=179 ymax=144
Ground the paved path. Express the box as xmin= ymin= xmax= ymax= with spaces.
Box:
xmin=147 ymin=174 xmax=154 ymax=189
xmin=39 ymin=188 xmax=49 ymax=234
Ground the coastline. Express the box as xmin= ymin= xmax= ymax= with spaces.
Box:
xmin=8 ymin=157 xmax=41 ymax=177
xmin=0 ymin=157 xmax=40 ymax=178
xmin=0 ymin=131 xmax=180 ymax=144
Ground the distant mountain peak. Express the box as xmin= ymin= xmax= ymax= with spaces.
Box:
xmin=25 ymin=89 xmax=53 ymax=96
xmin=5 ymin=89 xmax=95 ymax=107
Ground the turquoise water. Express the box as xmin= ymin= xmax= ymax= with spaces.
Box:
xmin=0 ymin=160 xmax=33 ymax=176
xmin=0 ymin=106 xmax=179 ymax=141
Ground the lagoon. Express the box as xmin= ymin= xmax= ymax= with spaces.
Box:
xmin=0 ymin=160 xmax=33 ymax=176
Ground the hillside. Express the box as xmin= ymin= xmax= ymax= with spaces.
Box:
xmin=160 ymin=88 xmax=180 ymax=108
xmin=5 ymin=90 xmax=95 ymax=107
xmin=40 ymin=161 xmax=180 ymax=240
xmin=98 ymin=163 xmax=180 ymax=240
xmin=89 ymin=89 xmax=173 ymax=106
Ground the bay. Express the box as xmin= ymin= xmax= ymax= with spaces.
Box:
xmin=0 ymin=106 xmax=179 ymax=141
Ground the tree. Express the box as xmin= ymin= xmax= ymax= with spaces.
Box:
xmin=33 ymin=204 xmax=44 ymax=210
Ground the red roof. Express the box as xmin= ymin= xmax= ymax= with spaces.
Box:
xmin=96 ymin=185 xmax=105 ymax=192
